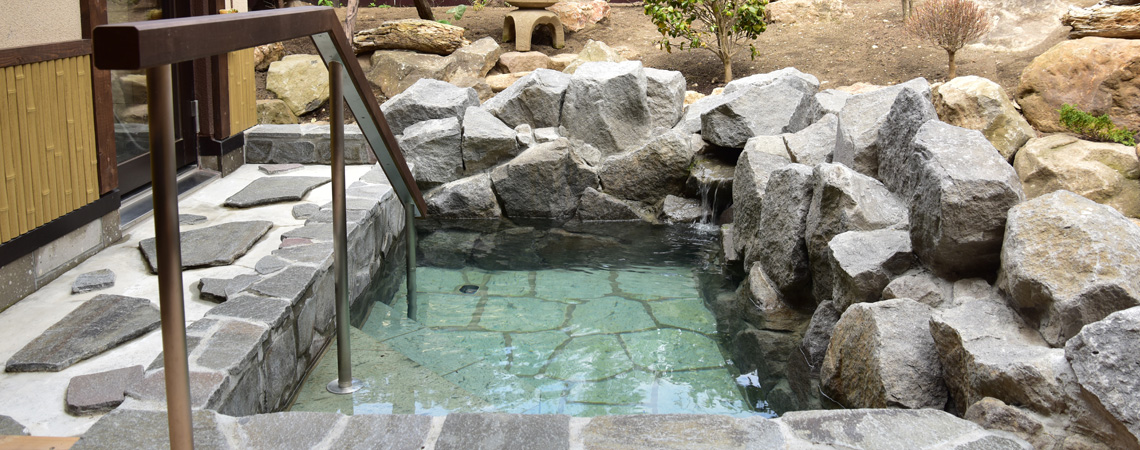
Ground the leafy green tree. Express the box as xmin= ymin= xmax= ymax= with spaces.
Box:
xmin=644 ymin=0 xmax=768 ymax=83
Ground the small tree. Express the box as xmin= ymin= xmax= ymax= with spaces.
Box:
xmin=905 ymin=0 xmax=992 ymax=79
xmin=643 ymin=0 xmax=768 ymax=83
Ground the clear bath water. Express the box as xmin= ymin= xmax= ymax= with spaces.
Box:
xmin=289 ymin=220 xmax=760 ymax=417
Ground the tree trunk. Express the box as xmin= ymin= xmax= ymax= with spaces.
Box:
xmin=413 ymin=0 xmax=435 ymax=21
xmin=343 ymin=0 xmax=360 ymax=39
xmin=722 ymin=54 xmax=733 ymax=83
xmin=353 ymin=19 xmax=465 ymax=55
xmin=1062 ymin=4 xmax=1140 ymax=39
xmin=947 ymin=49 xmax=957 ymax=79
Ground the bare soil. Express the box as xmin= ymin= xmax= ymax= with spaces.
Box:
xmin=267 ymin=0 xmax=1061 ymax=122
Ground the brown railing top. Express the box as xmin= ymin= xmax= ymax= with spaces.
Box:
xmin=91 ymin=6 xmax=426 ymax=215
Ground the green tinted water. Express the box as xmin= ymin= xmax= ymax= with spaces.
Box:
xmin=290 ymin=221 xmax=757 ymax=417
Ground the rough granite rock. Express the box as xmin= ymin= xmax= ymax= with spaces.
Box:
xmin=805 ymin=163 xmax=909 ymax=304
xmin=816 ymin=89 xmax=852 ymax=115
xmin=723 ymin=67 xmax=821 ymax=97
xmin=576 ymin=187 xmax=644 ymax=221
xmin=223 ymin=176 xmax=330 ymax=208
xmin=265 ymin=55 xmax=329 ymax=116
xmin=1000 ymin=190 xmax=1140 ymax=347
xmin=674 ymin=92 xmax=733 ymax=134
xmin=828 ymin=229 xmax=914 ymax=312
xmin=398 ymin=117 xmax=464 ymax=189
xmin=597 ymin=128 xmax=694 ymax=203
xmin=65 ymin=365 xmax=144 ymax=415
xmin=701 ymin=80 xmax=821 ymax=148
xmin=139 ymin=221 xmax=273 ymax=273
xmin=801 ymin=300 xmax=841 ymax=373
xmin=822 ymin=298 xmax=946 ymax=409
xmin=425 ymin=173 xmax=502 ymax=219
xmin=562 ymin=39 xmax=625 ymax=74
xmin=754 ymin=164 xmax=815 ymax=307
xmin=256 ymin=99 xmax=298 ymax=125
xmin=1014 ymin=134 xmax=1140 ymax=219
xmin=783 ymin=113 xmax=838 ymax=166
xmin=732 ymin=136 xmax=793 ymax=262
xmin=6 ymin=295 xmax=160 ymax=372
xmin=933 ymin=75 xmax=1036 ymax=160
xmin=380 ymin=78 xmax=479 ymax=135
xmin=644 ymin=68 xmax=686 ymax=129
xmin=900 ymin=121 xmax=1025 ymax=279
xmin=560 ymin=61 xmax=651 ymax=156
xmin=483 ymin=69 xmax=571 ymax=129
xmin=1065 ymin=306 xmax=1140 ymax=443
xmin=965 ymin=397 xmax=1069 ymax=450
xmin=72 ymin=269 xmax=115 ymax=294
xmin=778 ymin=409 xmax=1032 ymax=449
xmin=490 ymin=139 xmax=599 ymax=220
xmin=461 ymin=106 xmax=520 ymax=173
xmin=882 ymin=269 xmax=953 ymax=309
xmin=660 ymin=195 xmax=707 ymax=223
xmin=741 ymin=263 xmax=813 ymax=332
xmin=497 ymin=51 xmax=552 ymax=73
xmin=365 ymin=50 xmax=450 ymax=99
xmin=834 ymin=79 xmax=935 ymax=178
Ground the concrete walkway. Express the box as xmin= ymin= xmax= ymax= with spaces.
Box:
xmin=0 ymin=164 xmax=374 ymax=437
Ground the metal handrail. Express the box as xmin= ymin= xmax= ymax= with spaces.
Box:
xmin=92 ymin=7 xmax=425 ymax=449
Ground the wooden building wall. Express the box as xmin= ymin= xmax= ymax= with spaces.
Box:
xmin=227 ymin=48 xmax=257 ymax=134
xmin=0 ymin=56 xmax=100 ymax=245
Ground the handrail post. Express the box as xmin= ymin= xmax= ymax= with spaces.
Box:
xmin=326 ymin=61 xmax=362 ymax=395
xmin=406 ymin=200 xmax=417 ymax=321
xmin=147 ymin=63 xmax=194 ymax=450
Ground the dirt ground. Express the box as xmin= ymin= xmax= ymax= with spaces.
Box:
xmin=267 ymin=0 xmax=1063 ymax=121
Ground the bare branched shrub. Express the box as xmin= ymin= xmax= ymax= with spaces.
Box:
xmin=905 ymin=0 xmax=992 ymax=79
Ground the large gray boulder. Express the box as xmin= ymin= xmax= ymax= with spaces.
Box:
xmin=899 ymin=121 xmax=1025 ymax=278
xmin=1065 ymin=307 xmax=1140 ymax=444
xmin=490 ymin=139 xmax=599 ymax=219
xmin=815 ymin=89 xmax=851 ymax=115
xmin=461 ymin=106 xmax=519 ymax=173
xmin=882 ymin=269 xmax=954 ymax=309
xmin=397 ymin=117 xmax=463 ymax=189
xmin=783 ymin=113 xmax=838 ymax=166
xmin=380 ymin=78 xmax=479 ymax=135
xmin=576 ymin=187 xmax=645 ymax=221
xmin=741 ymin=263 xmax=813 ymax=332
xmin=834 ymin=79 xmax=935 ymax=178
xmin=701 ymin=80 xmax=821 ymax=148
xmin=425 ymin=173 xmax=501 ymax=219
xmin=1000 ymin=190 xmax=1140 ymax=347
xmin=597 ymin=129 xmax=694 ymax=203
xmin=561 ymin=61 xmax=651 ymax=156
xmin=645 ymin=68 xmax=686 ymax=130
xmin=731 ymin=137 xmax=792 ymax=263
xmin=483 ymin=69 xmax=571 ymax=129
xmin=723 ymin=67 xmax=820 ymax=97
xmin=800 ymin=300 xmax=841 ymax=373
xmin=828 ymin=229 xmax=914 ymax=312
xmin=805 ymin=163 xmax=909 ymax=304
xmin=821 ymin=298 xmax=947 ymax=409
xmin=674 ymin=93 xmax=732 ymax=135
xmin=754 ymin=164 xmax=816 ymax=307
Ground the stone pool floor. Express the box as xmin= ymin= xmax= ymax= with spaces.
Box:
xmin=291 ymin=266 xmax=752 ymax=417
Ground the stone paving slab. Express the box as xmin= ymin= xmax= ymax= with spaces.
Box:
xmin=579 ymin=414 xmax=784 ymax=450
xmin=5 ymin=295 xmax=160 ymax=372
xmin=178 ymin=214 xmax=207 ymax=225
xmin=71 ymin=269 xmax=115 ymax=294
xmin=65 ymin=365 xmax=144 ymax=416
xmin=435 ymin=413 xmax=570 ymax=450
xmin=0 ymin=415 xmax=28 ymax=436
xmin=332 ymin=414 xmax=433 ymax=450
xmin=258 ymin=163 xmax=303 ymax=175
xmin=198 ymin=274 xmax=260 ymax=302
xmin=236 ymin=412 xmax=342 ymax=449
xmin=70 ymin=408 xmax=234 ymax=450
xmin=779 ymin=409 xmax=1033 ymax=449
xmin=223 ymin=176 xmax=330 ymax=208
xmin=138 ymin=221 xmax=273 ymax=273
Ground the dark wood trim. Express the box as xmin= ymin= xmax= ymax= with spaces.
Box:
xmin=197 ymin=131 xmax=244 ymax=158
xmin=0 ymin=41 xmax=92 ymax=68
xmin=212 ymin=54 xmax=230 ymax=140
xmin=0 ymin=190 xmax=121 ymax=268
xmin=92 ymin=7 xmax=426 ymax=214
xmin=84 ymin=0 xmax=118 ymax=195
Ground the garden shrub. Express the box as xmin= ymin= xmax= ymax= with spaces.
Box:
xmin=643 ymin=0 xmax=768 ymax=83
xmin=1060 ymin=104 xmax=1138 ymax=147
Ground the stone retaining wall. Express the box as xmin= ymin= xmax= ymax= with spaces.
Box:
xmin=127 ymin=165 xmax=406 ymax=416
xmin=245 ymin=124 xmax=377 ymax=165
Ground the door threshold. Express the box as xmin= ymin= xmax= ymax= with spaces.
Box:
xmin=119 ymin=169 xmax=219 ymax=230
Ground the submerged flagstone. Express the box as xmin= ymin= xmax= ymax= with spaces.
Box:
xmin=545 ymin=334 xmax=633 ymax=381
xmin=5 ymin=295 xmax=160 ymax=372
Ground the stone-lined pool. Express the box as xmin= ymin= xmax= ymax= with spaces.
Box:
xmin=289 ymin=221 xmax=766 ymax=417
